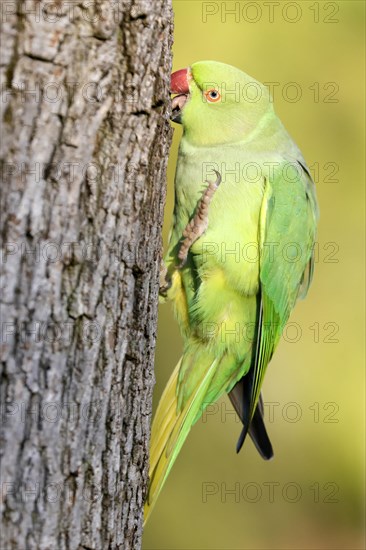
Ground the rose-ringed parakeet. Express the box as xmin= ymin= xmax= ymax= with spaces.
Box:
xmin=145 ymin=61 xmax=319 ymax=522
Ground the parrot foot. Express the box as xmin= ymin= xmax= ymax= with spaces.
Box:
xmin=177 ymin=170 xmax=222 ymax=268
xmin=159 ymin=259 xmax=171 ymax=297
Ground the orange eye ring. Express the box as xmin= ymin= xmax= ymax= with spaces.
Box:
xmin=204 ymin=89 xmax=221 ymax=103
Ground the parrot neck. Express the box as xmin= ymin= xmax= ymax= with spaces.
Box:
xmin=181 ymin=107 xmax=295 ymax=156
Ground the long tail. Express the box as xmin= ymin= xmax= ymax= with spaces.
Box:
xmin=144 ymin=355 xmax=218 ymax=524
xmin=228 ymin=376 xmax=273 ymax=460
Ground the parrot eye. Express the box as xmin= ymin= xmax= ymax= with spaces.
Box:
xmin=205 ymin=89 xmax=221 ymax=103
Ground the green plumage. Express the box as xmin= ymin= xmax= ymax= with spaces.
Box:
xmin=145 ymin=60 xmax=318 ymax=522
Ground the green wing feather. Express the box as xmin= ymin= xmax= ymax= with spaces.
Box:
xmin=244 ymin=161 xmax=318 ymax=432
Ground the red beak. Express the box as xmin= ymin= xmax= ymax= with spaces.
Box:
xmin=170 ymin=68 xmax=190 ymax=94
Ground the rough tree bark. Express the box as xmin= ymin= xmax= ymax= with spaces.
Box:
xmin=0 ymin=1 xmax=173 ymax=548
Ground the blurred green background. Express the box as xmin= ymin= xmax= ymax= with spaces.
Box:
xmin=144 ymin=1 xmax=365 ymax=548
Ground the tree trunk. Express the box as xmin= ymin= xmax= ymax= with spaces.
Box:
xmin=0 ymin=1 xmax=173 ymax=548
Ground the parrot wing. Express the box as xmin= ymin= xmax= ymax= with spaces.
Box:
xmin=235 ymin=160 xmax=318 ymax=447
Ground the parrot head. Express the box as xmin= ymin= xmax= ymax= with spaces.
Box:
xmin=170 ymin=60 xmax=274 ymax=146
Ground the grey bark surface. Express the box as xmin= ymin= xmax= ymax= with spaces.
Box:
xmin=0 ymin=1 xmax=173 ymax=548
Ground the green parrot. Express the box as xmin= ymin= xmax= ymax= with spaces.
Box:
xmin=145 ymin=61 xmax=319 ymax=522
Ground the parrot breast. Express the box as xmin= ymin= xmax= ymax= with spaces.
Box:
xmin=175 ymin=138 xmax=265 ymax=299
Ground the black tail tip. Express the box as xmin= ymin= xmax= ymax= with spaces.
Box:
xmin=236 ymin=426 xmax=274 ymax=460
xmin=236 ymin=426 xmax=248 ymax=454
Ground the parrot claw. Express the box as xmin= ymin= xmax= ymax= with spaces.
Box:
xmin=159 ymin=259 xmax=171 ymax=297
xmin=177 ymin=170 xmax=222 ymax=268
